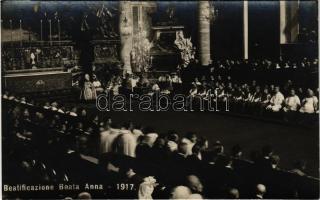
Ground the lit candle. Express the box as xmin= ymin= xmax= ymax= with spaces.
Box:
xmin=9 ymin=19 xmax=13 ymax=44
xmin=49 ymin=19 xmax=52 ymax=45
xmin=19 ymin=20 xmax=22 ymax=46
xmin=58 ymin=19 xmax=61 ymax=44
xmin=40 ymin=19 xmax=43 ymax=42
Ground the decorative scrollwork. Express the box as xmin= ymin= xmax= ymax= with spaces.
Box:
xmin=174 ymin=31 xmax=195 ymax=68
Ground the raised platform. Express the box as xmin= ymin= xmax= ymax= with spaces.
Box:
xmin=4 ymin=71 xmax=72 ymax=93
xmin=5 ymin=67 xmax=64 ymax=74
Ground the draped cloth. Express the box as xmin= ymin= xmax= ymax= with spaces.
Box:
xmin=80 ymin=81 xmax=97 ymax=101
xmin=100 ymin=128 xmax=120 ymax=154
xmin=115 ymin=130 xmax=137 ymax=157
xmin=138 ymin=176 xmax=157 ymax=200
xmin=300 ymin=96 xmax=318 ymax=113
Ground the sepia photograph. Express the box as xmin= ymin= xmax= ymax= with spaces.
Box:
xmin=1 ymin=0 xmax=319 ymax=199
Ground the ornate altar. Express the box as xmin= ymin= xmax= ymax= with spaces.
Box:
xmin=4 ymin=71 xmax=72 ymax=93
xmin=1 ymin=41 xmax=75 ymax=71
xmin=150 ymin=25 xmax=183 ymax=71
xmin=149 ymin=4 xmax=195 ymax=71
xmin=91 ymin=40 xmax=120 ymax=64
xmin=2 ymin=41 xmax=74 ymax=93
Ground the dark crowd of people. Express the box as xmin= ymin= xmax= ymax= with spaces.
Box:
xmin=79 ymin=58 xmax=318 ymax=125
xmin=298 ymin=27 xmax=318 ymax=44
xmin=180 ymin=58 xmax=319 ymax=124
xmin=2 ymin=92 xmax=319 ymax=199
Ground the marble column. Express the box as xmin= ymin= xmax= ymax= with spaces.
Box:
xmin=280 ymin=1 xmax=288 ymax=44
xmin=289 ymin=1 xmax=299 ymax=42
xmin=280 ymin=1 xmax=299 ymax=44
xmin=198 ymin=1 xmax=211 ymax=66
xmin=119 ymin=1 xmax=133 ymax=74
xmin=243 ymin=0 xmax=249 ymax=59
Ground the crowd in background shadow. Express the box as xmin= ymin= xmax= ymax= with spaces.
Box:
xmin=2 ymin=93 xmax=319 ymax=199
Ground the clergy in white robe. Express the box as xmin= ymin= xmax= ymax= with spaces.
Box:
xmin=115 ymin=129 xmax=137 ymax=157
xmin=266 ymin=87 xmax=284 ymax=112
xmin=100 ymin=128 xmax=120 ymax=154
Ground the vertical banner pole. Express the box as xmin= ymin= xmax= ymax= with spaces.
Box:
xmin=58 ymin=19 xmax=61 ymax=46
xmin=49 ymin=19 xmax=52 ymax=46
xmin=19 ymin=20 xmax=22 ymax=47
xmin=40 ymin=19 xmax=43 ymax=43
xmin=10 ymin=19 xmax=13 ymax=46
xmin=243 ymin=1 xmax=249 ymax=60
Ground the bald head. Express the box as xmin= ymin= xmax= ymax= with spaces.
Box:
xmin=228 ymin=188 xmax=240 ymax=199
xmin=170 ymin=186 xmax=191 ymax=199
xmin=188 ymin=193 xmax=203 ymax=199
xmin=186 ymin=175 xmax=203 ymax=193
xmin=78 ymin=192 xmax=92 ymax=199
xmin=256 ymin=184 xmax=266 ymax=195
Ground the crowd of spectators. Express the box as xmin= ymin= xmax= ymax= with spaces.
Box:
xmin=80 ymin=58 xmax=318 ymax=124
xmin=298 ymin=27 xmax=318 ymax=44
xmin=2 ymin=93 xmax=319 ymax=199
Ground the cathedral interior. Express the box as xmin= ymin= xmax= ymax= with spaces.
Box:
xmin=1 ymin=1 xmax=319 ymax=199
